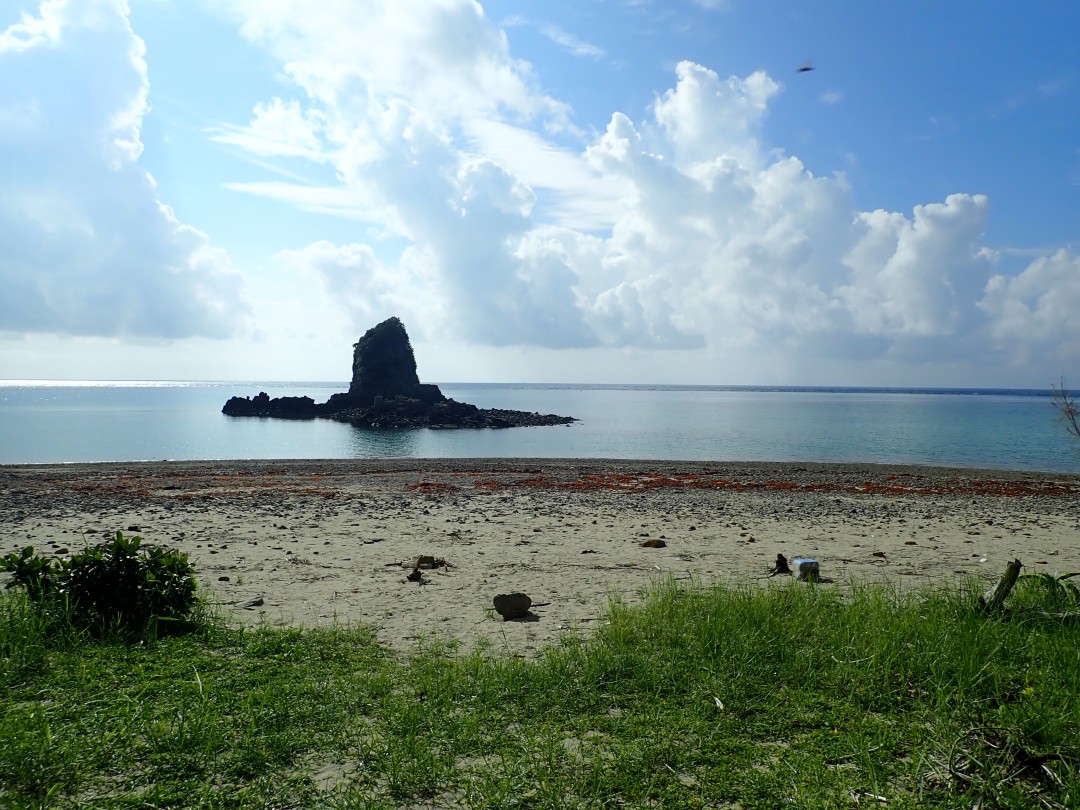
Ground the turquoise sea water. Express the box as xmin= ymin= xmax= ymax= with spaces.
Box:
xmin=0 ymin=381 xmax=1077 ymax=473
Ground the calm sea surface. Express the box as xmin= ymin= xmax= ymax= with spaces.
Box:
xmin=0 ymin=382 xmax=1077 ymax=473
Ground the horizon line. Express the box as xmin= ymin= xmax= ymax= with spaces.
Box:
xmin=0 ymin=378 xmax=1059 ymax=395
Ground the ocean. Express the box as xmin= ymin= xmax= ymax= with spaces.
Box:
xmin=0 ymin=381 xmax=1077 ymax=473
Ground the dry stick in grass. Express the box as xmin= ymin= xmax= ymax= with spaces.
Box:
xmin=978 ymin=560 xmax=1080 ymax=622
xmin=979 ymin=559 xmax=1023 ymax=613
xmin=768 ymin=553 xmax=791 ymax=577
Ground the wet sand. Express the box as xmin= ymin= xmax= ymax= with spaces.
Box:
xmin=2 ymin=459 xmax=1078 ymax=654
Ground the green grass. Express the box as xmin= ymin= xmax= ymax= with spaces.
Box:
xmin=2 ymin=577 xmax=1078 ymax=809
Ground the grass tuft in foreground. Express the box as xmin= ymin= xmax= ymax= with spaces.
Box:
xmin=1 ymin=577 xmax=1078 ymax=808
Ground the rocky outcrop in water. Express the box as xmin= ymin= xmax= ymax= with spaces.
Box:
xmin=222 ymin=317 xmax=576 ymax=429
xmin=222 ymin=392 xmax=318 ymax=419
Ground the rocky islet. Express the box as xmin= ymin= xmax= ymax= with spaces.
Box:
xmin=222 ymin=317 xmax=576 ymax=429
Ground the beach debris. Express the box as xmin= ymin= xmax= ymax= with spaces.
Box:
xmin=849 ymin=790 xmax=888 ymax=805
xmin=392 ymin=554 xmax=453 ymax=583
xmin=447 ymin=529 xmax=472 ymax=544
xmin=769 ymin=553 xmax=792 ymax=576
xmin=392 ymin=555 xmax=453 ymax=570
xmin=493 ymin=592 xmax=532 ymax=620
xmin=792 ymin=558 xmax=820 ymax=582
xmin=639 ymin=538 xmax=667 ymax=548
xmin=979 ymin=559 xmax=1022 ymax=613
xmin=979 ymin=564 xmax=1080 ymax=621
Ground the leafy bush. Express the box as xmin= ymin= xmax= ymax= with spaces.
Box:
xmin=1 ymin=545 xmax=57 ymax=602
xmin=1 ymin=532 xmax=199 ymax=638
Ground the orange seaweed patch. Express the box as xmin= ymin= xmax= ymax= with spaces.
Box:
xmin=407 ymin=482 xmax=459 ymax=494
xmin=466 ymin=472 xmax=1079 ymax=498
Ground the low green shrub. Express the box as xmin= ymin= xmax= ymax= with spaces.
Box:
xmin=1 ymin=531 xmax=199 ymax=638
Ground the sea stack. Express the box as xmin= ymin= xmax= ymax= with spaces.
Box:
xmin=344 ymin=316 xmax=446 ymax=408
xmin=222 ymin=317 xmax=576 ymax=429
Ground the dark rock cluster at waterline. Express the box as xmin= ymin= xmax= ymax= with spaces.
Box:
xmin=222 ymin=317 xmax=576 ymax=429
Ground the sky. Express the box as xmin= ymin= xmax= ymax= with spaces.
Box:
xmin=1 ymin=0 xmax=1078 ymax=387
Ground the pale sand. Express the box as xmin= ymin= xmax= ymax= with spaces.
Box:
xmin=2 ymin=459 xmax=1079 ymax=655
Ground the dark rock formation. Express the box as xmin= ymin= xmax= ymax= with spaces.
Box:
xmin=348 ymin=317 xmax=421 ymax=402
xmin=493 ymin=592 xmax=532 ymax=620
xmin=221 ymin=392 xmax=317 ymax=419
xmin=222 ymin=317 xmax=576 ymax=429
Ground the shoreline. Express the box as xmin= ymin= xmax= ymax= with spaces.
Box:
xmin=3 ymin=459 xmax=1079 ymax=654
xmin=6 ymin=455 xmax=1080 ymax=477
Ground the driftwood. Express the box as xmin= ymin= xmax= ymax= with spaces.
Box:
xmin=976 ymin=560 xmax=1080 ymax=621
xmin=979 ymin=559 xmax=1022 ymax=613
xmin=768 ymin=553 xmax=791 ymax=577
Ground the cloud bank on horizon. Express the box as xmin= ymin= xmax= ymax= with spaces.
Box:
xmin=1 ymin=0 xmax=1078 ymax=385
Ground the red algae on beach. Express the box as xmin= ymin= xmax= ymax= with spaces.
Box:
xmin=16 ymin=462 xmax=1080 ymax=503
xmin=466 ymin=471 xmax=1080 ymax=498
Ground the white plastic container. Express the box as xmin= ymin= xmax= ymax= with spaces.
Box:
xmin=792 ymin=558 xmax=820 ymax=582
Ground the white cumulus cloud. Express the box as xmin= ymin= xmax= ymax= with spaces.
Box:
xmin=840 ymin=194 xmax=991 ymax=337
xmin=212 ymin=3 xmax=1063 ymax=375
xmin=0 ymin=0 xmax=247 ymax=339
xmin=218 ymin=0 xmax=569 ymax=125
xmin=980 ymin=248 xmax=1080 ymax=363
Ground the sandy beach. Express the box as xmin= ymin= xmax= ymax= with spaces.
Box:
xmin=2 ymin=459 xmax=1079 ymax=654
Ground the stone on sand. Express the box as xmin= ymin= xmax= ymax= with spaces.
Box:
xmin=493 ymin=592 xmax=532 ymax=620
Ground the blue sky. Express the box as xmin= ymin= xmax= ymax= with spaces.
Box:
xmin=1 ymin=0 xmax=1078 ymax=386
